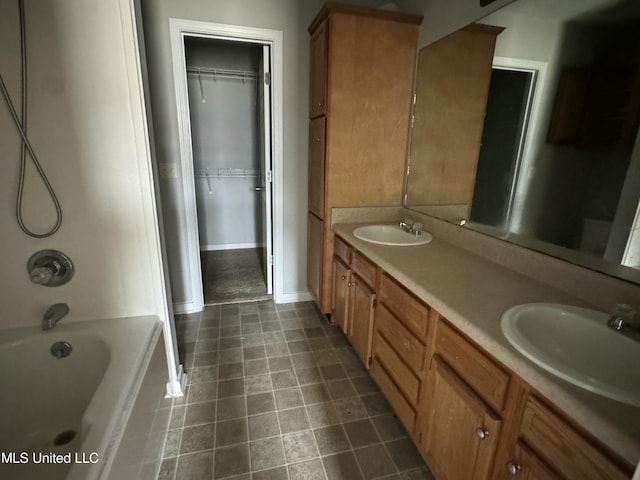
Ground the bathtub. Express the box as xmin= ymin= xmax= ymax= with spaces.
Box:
xmin=0 ymin=315 xmax=167 ymax=480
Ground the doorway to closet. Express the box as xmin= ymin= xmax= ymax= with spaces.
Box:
xmin=184 ymin=37 xmax=272 ymax=305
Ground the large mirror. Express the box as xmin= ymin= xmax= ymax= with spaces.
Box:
xmin=405 ymin=0 xmax=640 ymax=285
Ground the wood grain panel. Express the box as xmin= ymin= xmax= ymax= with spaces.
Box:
xmin=375 ymin=303 xmax=426 ymax=375
xmin=520 ymin=396 xmax=630 ymax=480
xmin=333 ymin=235 xmax=352 ymax=265
xmin=421 ymin=357 xmax=502 ymax=480
xmin=436 ymin=320 xmax=510 ymax=413
xmin=370 ymin=357 xmax=416 ymax=433
xmin=351 ymin=251 xmax=377 ymax=289
xmin=306 ymin=213 xmax=323 ymax=304
xmin=308 ymin=117 xmax=326 ymax=218
xmin=324 ymin=13 xmax=419 ymax=212
xmin=332 ymin=257 xmax=351 ymax=335
xmin=373 ymin=332 xmax=420 ymax=405
xmin=309 ymin=19 xmax=327 ymax=118
xmin=407 ymin=24 xmax=502 ymax=212
xmin=378 ymin=273 xmax=429 ymax=338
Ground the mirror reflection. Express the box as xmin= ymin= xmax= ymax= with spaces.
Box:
xmin=405 ymin=0 xmax=640 ymax=284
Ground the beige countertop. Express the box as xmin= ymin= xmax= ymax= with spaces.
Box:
xmin=333 ymin=222 xmax=640 ymax=466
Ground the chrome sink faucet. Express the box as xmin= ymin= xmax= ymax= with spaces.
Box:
xmin=399 ymin=218 xmax=423 ymax=235
xmin=42 ymin=303 xmax=69 ymax=331
xmin=606 ymin=303 xmax=640 ymax=341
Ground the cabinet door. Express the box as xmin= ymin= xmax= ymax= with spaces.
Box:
xmin=308 ymin=117 xmax=326 ymax=218
xmin=309 ymin=19 xmax=327 ymax=119
xmin=332 ymin=257 xmax=351 ymax=335
xmin=420 ymin=357 xmax=502 ymax=480
xmin=306 ymin=213 xmax=323 ymax=304
xmin=349 ymin=274 xmax=376 ymax=367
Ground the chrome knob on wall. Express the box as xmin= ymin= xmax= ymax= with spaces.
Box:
xmin=27 ymin=250 xmax=74 ymax=286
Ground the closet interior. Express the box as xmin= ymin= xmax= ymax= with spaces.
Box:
xmin=185 ymin=37 xmax=272 ymax=305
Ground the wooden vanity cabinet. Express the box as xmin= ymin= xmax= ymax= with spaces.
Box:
xmin=306 ymin=3 xmax=421 ymax=313
xmin=370 ymin=273 xmax=431 ymax=434
xmin=331 ymin=235 xmax=352 ymax=335
xmin=494 ymin=395 xmax=632 ymax=480
xmin=407 ymin=24 xmax=503 ymax=216
xmin=348 ymin=252 xmax=377 ymax=367
xmin=331 ymin=236 xmax=377 ymax=368
xmin=416 ymin=320 xmax=509 ymax=480
xmin=331 ymin=233 xmax=635 ymax=480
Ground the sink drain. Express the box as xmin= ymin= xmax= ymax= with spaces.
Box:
xmin=50 ymin=341 xmax=72 ymax=359
xmin=53 ymin=430 xmax=76 ymax=446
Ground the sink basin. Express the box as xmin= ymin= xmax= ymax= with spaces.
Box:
xmin=501 ymin=303 xmax=640 ymax=406
xmin=353 ymin=224 xmax=433 ymax=246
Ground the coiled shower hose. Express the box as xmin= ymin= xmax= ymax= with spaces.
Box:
xmin=0 ymin=0 xmax=62 ymax=238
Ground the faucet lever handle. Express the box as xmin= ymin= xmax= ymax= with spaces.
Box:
xmin=610 ymin=303 xmax=637 ymax=322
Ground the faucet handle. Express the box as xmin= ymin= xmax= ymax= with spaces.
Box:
xmin=413 ymin=222 xmax=423 ymax=233
xmin=611 ymin=303 xmax=637 ymax=322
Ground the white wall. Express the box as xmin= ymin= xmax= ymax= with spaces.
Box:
xmin=397 ymin=0 xmax=516 ymax=47
xmin=186 ymin=40 xmax=262 ymax=249
xmin=139 ymin=0 xmax=329 ymax=308
xmin=0 ymin=0 xmax=167 ymax=329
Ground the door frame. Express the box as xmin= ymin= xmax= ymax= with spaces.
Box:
xmin=169 ymin=19 xmax=283 ymax=312
xmin=491 ymin=56 xmax=547 ymax=234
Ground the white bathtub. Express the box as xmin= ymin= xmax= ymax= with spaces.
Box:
xmin=0 ymin=316 xmax=165 ymax=480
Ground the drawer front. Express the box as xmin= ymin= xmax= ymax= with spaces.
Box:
xmin=375 ymin=303 xmax=426 ymax=375
xmin=379 ymin=273 xmax=428 ymax=338
xmin=370 ymin=357 xmax=416 ymax=434
xmin=520 ymin=397 xmax=630 ymax=480
xmin=436 ymin=321 xmax=510 ymax=413
xmin=333 ymin=235 xmax=352 ymax=265
xmin=352 ymin=251 xmax=377 ymax=289
xmin=373 ymin=333 xmax=420 ymax=405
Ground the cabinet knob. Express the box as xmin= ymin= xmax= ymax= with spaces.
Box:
xmin=341 ymin=275 xmax=346 ymax=280
xmin=348 ymin=282 xmax=353 ymax=287
xmin=475 ymin=428 xmax=489 ymax=440
xmin=315 ymin=137 xmax=321 ymax=142
xmin=506 ymin=462 xmax=521 ymax=476
xmin=317 ymin=102 xmax=323 ymax=107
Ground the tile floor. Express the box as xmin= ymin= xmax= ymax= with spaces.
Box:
xmin=157 ymin=301 xmax=435 ymax=480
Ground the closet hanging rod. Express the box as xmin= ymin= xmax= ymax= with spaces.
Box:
xmin=195 ymin=168 xmax=259 ymax=179
xmin=187 ymin=67 xmax=258 ymax=81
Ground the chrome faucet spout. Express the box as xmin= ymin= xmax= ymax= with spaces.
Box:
xmin=606 ymin=303 xmax=640 ymax=342
xmin=42 ymin=303 xmax=69 ymax=331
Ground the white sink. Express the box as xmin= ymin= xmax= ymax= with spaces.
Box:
xmin=353 ymin=224 xmax=433 ymax=246
xmin=501 ymin=303 xmax=640 ymax=406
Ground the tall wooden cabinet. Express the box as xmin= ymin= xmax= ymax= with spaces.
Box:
xmin=405 ymin=24 xmax=503 ymax=217
xmin=306 ymin=3 xmax=422 ymax=313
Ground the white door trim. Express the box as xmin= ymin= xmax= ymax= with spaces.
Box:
xmin=492 ymin=56 xmax=548 ymax=235
xmin=169 ymin=19 xmax=284 ymax=312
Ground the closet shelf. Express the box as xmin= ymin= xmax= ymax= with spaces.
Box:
xmin=187 ymin=66 xmax=258 ymax=82
xmin=195 ymin=168 xmax=259 ymax=179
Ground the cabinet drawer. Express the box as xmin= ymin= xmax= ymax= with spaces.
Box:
xmin=373 ymin=333 xmax=420 ymax=405
xmin=352 ymin=251 xmax=377 ymax=289
xmin=520 ymin=396 xmax=630 ymax=480
xmin=379 ymin=273 xmax=428 ymax=338
xmin=436 ymin=321 xmax=510 ymax=413
xmin=375 ymin=303 xmax=426 ymax=375
xmin=370 ymin=357 xmax=416 ymax=434
xmin=333 ymin=235 xmax=351 ymax=265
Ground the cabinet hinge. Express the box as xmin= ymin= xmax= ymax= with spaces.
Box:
xmin=368 ymin=356 xmax=372 ymax=367
xmin=418 ymin=432 xmax=423 ymax=443
xmin=372 ymin=299 xmax=377 ymax=309
xmin=264 ymin=71 xmax=271 ymax=86
xmin=268 ymin=254 xmax=274 ymax=267
xmin=266 ymin=170 xmax=272 ymax=183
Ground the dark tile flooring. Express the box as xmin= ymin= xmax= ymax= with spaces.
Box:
xmin=157 ymin=301 xmax=435 ymax=480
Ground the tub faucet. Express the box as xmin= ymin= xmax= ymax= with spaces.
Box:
xmin=42 ymin=303 xmax=69 ymax=331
